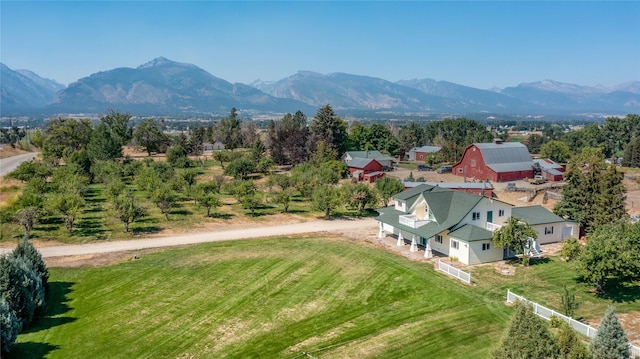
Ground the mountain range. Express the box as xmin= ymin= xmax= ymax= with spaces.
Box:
xmin=2 ymin=57 xmax=639 ymax=117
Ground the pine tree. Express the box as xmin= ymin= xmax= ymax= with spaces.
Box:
xmin=310 ymin=104 xmax=348 ymax=157
xmin=0 ymin=297 xmax=22 ymax=354
xmin=589 ymin=306 xmax=629 ymax=359
xmin=492 ymin=302 xmax=560 ymax=358
xmin=12 ymin=236 xmax=49 ymax=293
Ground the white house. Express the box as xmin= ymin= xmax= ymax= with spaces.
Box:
xmin=376 ymin=184 xmax=579 ymax=265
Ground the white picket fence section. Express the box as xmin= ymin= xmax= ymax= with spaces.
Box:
xmin=437 ymin=259 xmax=471 ymax=284
xmin=507 ymin=290 xmax=640 ymax=358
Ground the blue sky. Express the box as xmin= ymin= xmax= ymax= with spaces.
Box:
xmin=2 ymin=1 xmax=639 ymax=89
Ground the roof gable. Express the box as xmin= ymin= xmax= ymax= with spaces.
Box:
xmin=348 ymin=157 xmax=380 ymax=169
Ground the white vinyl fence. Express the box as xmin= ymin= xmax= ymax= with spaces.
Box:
xmin=437 ymin=260 xmax=471 ymax=284
xmin=507 ymin=290 xmax=640 ymax=358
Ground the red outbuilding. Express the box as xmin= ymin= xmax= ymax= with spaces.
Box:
xmin=452 ymin=140 xmax=535 ymax=182
xmin=348 ymin=158 xmax=384 ymax=182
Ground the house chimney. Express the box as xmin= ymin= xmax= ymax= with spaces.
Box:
xmin=366 ymin=150 xmax=369 ymax=158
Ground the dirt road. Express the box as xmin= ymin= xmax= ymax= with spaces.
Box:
xmin=0 ymin=218 xmax=378 ymax=258
xmin=0 ymin=152 xmax=39 ymax=177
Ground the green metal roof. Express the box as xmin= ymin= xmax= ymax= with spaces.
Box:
xmin=512 ymin=205 xmax=566 ymax=225
xmin=448 ymin=224 xmax=494 ymax=243
xmin=346 ymin=150 xmax=395 ymax=161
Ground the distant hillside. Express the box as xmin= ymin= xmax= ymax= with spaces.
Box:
xmin=48 ymin=57 xmax=312 ymax=115
xmin=499 ymin=80 xmax=640 ymax=112
xmin=1 ymin=58 xmax=639 ymax=117
xmin=1 ymin=63 xmax=65 ymax=113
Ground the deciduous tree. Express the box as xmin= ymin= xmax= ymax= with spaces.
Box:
xmin=375 ymin=177 xmax=405 ymax=207
xmin=492 ymin=217 xmax=538 ymax=266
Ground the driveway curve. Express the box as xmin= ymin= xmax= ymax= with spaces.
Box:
xmin=0 ymin=218 xmax=378 ymax=258
xmin=0 ymin=152 xmax=39 ymax=177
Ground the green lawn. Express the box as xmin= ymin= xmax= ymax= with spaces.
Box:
xmin=10 ymin=237 xmax=512 ymax=358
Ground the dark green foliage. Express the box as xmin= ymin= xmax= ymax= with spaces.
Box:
xmin=589 ymin=306 xmax=629 ymax=359
xmin=348 ymin=123 xmax=401 ymax=156
xmin=375 ymin=177 xmax=405 ymax=207
xmin=0 ymin=297 xmax=22 ymax=354
xmin=424 ymin=118 xmax=493 ymax=163
xmin=134 ymin=118 xmax=171 ymax=156
xmin=526 ymin=134 xmax=545 ymax=155
xmin=87 ymin=123 xmax=123 ymax=161
xmin=556 ymin=321 xmax=592 ymax=359
xmin=554 ymin=148 xmax=626 ymax=233
xmin=398 ymin=122 xmax=425 ymax=151
xmin=218 ymin=108 xmax=243 ymax=150
xmin=492 ymin=302 xmax=559 ymax=358
xmin=91 ymin=160 xmax=124 ymax=185
xmin=267 ymin=111 xmax=311 ymax=165
xmin=100 ymin=110 xmax=133 ymax=146
xmin=41 ymin=118 xmax=93 ymax=164
xmin=311 ymin=104 xmax=348 ymax=156
xmin=579 ymin=222 xmax=640 ymax=292
xmin=621 ymin=137 xmax=640 ymax=167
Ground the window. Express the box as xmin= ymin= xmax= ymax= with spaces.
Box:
xmin=482 ymin=243 xmax=491 ymax=251
xmin=544 ymin=226 xmax=554 ymax=235
xmin=472 ymin=212 xmax=481 ymax=220
xmin=451 ymin=240 xmax=459 ymax=249
xmin=498 ymin=209 xmax=505 ymax=217
xmin=435 ymin=235 xmax=443 ymax=244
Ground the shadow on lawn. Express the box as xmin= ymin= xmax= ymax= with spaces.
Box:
xmin=23 ymin=281 xmax=76 ymax=334
xmin=5 ymin=342 xmax=60 ymax=359
xmin=598 ymin=278 xmax=640 ymax=303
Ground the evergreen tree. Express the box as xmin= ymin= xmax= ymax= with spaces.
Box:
xmin=12 ymin=237 xmax=49 ymax=293
xmin=589 ymin=306 xmax=629 ymax=359
xmin=492 ymin=302 xmax=559 ymax=358
xmin=310 ymin=104 xmax=348 ymax=157
xmin=554 ymin=148 xmax=625 ymax=233
xmin=556 ymin=321 xmax=592 ymax=359
xmin=0 ymin=296 xmax=22 ymax=354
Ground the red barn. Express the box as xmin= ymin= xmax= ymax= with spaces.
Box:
xmin=349 ymin=158 xmax=384 ymax=181
xmin=452 ymin=141 xmax=534 ymax=182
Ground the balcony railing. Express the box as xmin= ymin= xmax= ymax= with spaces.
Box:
xmin=399 ymin=214 xmax=430 ymax=228
xmin=486 ymin=222 xmax=502 ymax=232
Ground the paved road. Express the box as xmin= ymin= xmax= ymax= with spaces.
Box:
xmin=0 ymin=152 xmax=39 ymax=177
xmin=0 ymin=218 xmax=378 ymax=258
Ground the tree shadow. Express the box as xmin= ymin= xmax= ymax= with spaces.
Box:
xmin=598 ymin=278 xmax=640 ymax=303
xmin=22 ymin=281 xmax=75 ymax=334
xmin=74 ymin=219 xmax=106 ymax=238
xmin=132 ymin=225 xmax=162 ymax=235
xmin=528 ymin=257 xmax=551 ymax=265
xmin=210 ymin=213 xmax=233 ymax=219
xmin=5 ymin=342 xmax=60 ymax=359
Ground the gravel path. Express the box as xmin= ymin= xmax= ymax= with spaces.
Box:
xmin=0 ymin=218 xmax=378 ymax=258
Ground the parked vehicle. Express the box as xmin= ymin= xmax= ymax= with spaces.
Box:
xmin=417 ymin=164 xmax=433 ymax=171
xmin=437 ymin=165 xmax=452 ymax=174
xmin=527 ymin=175 xmax=546 ymax=185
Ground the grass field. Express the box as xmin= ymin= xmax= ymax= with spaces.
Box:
xmin=9 ymin=236 xmax=513 ymax=358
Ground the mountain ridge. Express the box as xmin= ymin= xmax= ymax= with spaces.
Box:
xmin=2 ymin=57 xmax=639 ymax=116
